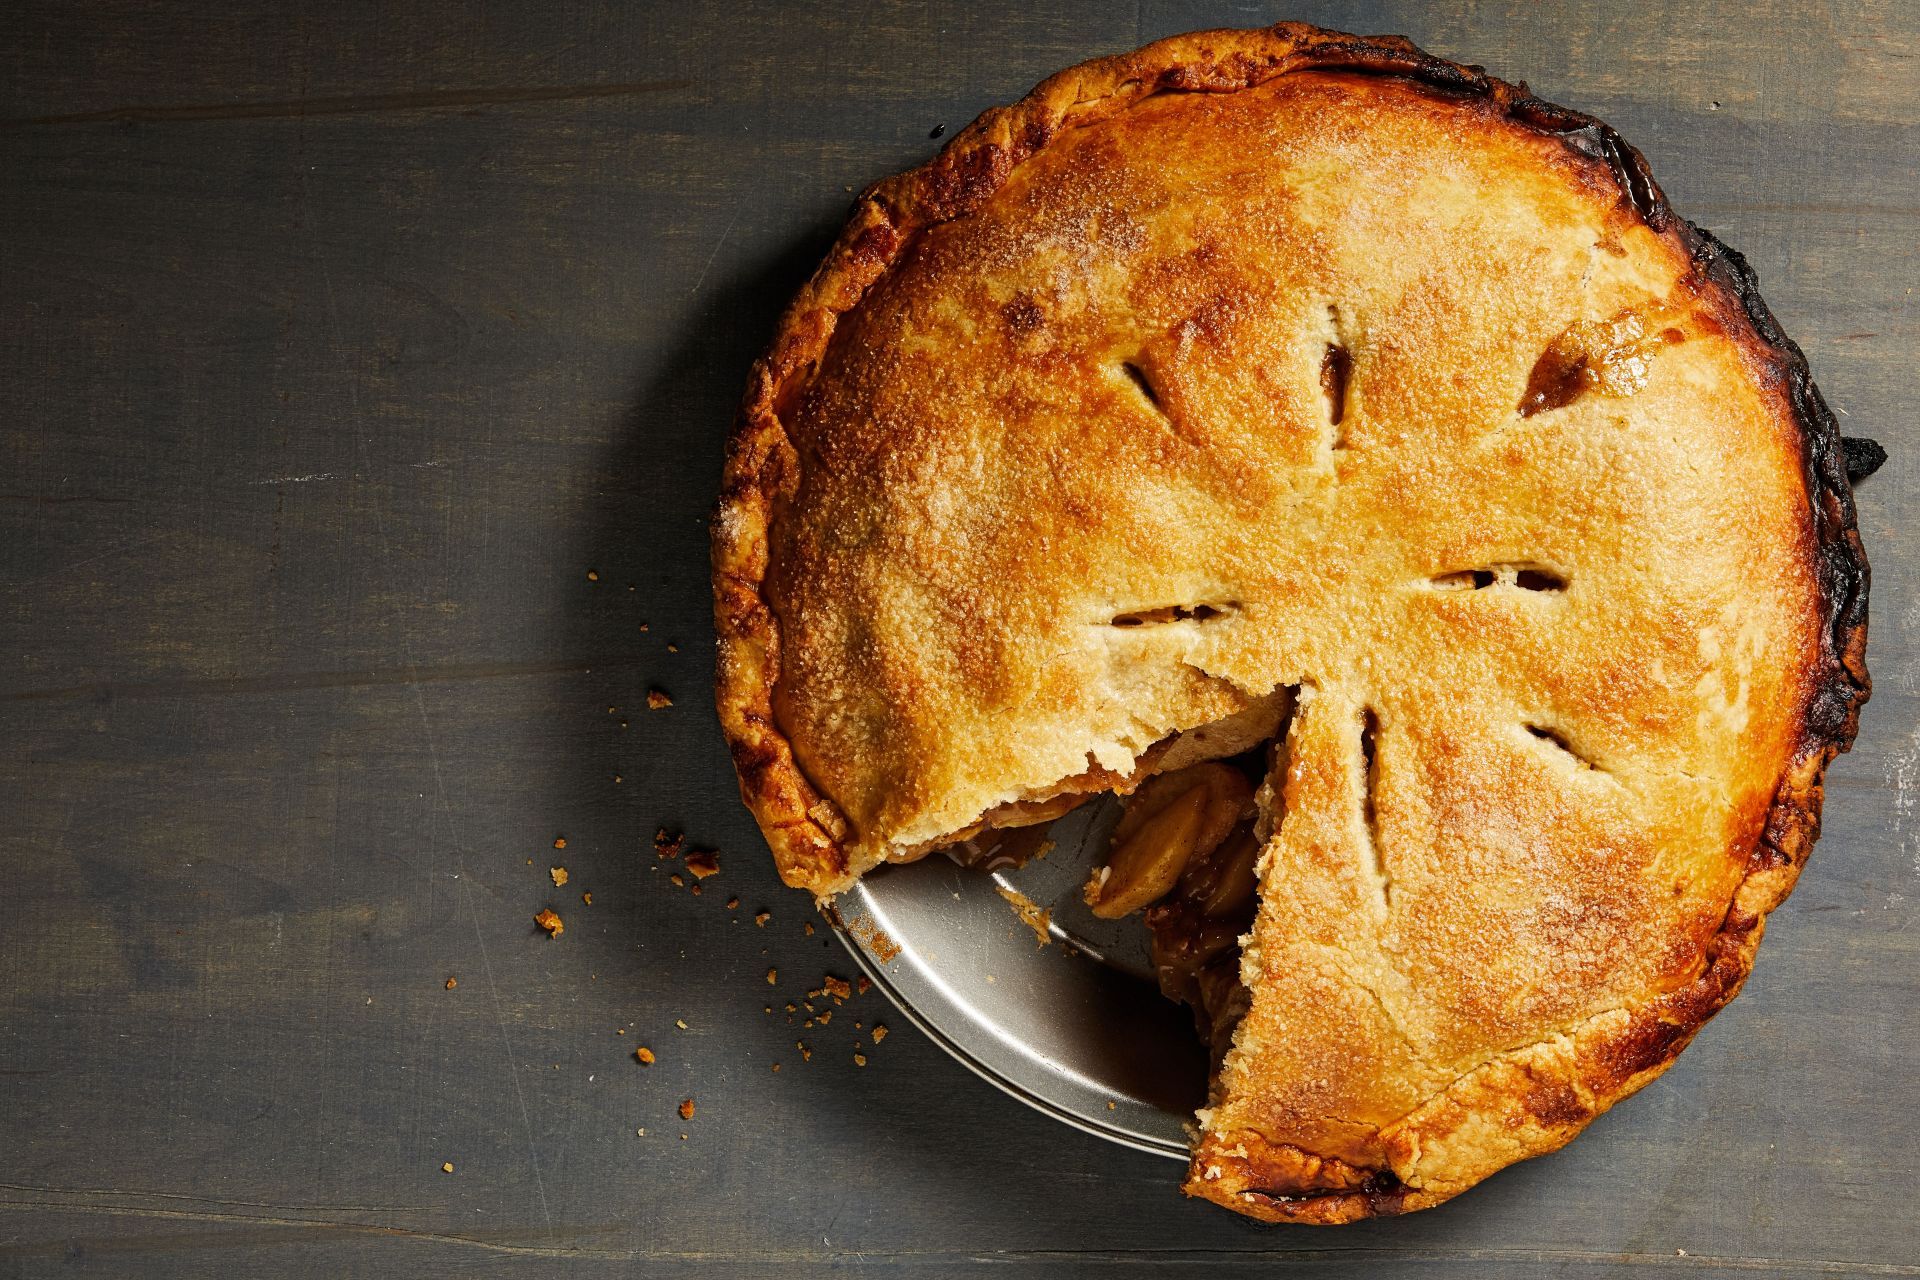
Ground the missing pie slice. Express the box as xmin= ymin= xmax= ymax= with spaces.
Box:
xmin=711 ymin=23 xmax=1872 ymax=1222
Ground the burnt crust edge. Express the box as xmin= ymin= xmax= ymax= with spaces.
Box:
xmin=709 ymin=21 xmax=1872 ymax=1216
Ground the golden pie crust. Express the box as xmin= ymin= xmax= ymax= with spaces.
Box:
xmin=712 ymin=24 xmax=1870 ymax=1221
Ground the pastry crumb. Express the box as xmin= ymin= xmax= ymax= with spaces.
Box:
xmin=635 ymin=1046 xmax=655 ymax=1065
xmin=442 ymin=1161 xmax=454 ymax=1173
xmin=647 ymin=689 xmax=673 ymax=709
xmin=553 ymin=836 xmax=566 ymax=849
xmin=771 ymin=1062 xmax=781 ymax=1072
xmin=726 ymin=896 xmax=739 ymax=910
xmin=444 ymin=976 xmax=457 ymax=990
xmin=824 ymin=975 xmax=852 ymax=1000
xmin=856 ymin=976 xmax=871 ymax=995
xmin=755 ymin=911 xmax=770 ymax=927
xmin=550 ymin=866 xmax=568 ymax=887
xmin=669 ymin=873 xmax=684 ymax=887
xmin=803 ymin=922 xmax=815 ymax=937
xmin=766 ymin=968 xmax=778 ymax=985
xmin=675 ymin=1019 xmax=688 ymax=1030
xmin=797 ymin=1041 xmax=812 ymax=1061
xmin=586 ymin=569 xmax=599 ymax=581
xmin=843 ymin=917 xmax=899 ymax=963
xmin=582 ymin=890 xmax=592 ymax=905
xmin=685 ymin=850 xmax=720 ymax=879
xmin=654 ymin=829 xmax=683 ymax=860
xmin=871 ymin=1024 xmax=888 ymax=1043
xmin=996 ymin=883 xmax=1054 ymax=947
xmin=534 ymin=908 xmax=564 ymax=938
xmin=678 ymin=1098 xmax=696 ymax=1120
xmin=854 ymin=1053 xmax=867 ymax=1067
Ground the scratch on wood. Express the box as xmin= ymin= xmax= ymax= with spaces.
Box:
xmin=0 ymin=535 xmax=167 ymax=592
xmin=3 ymin=657 xmax=649 ymax=704
xmin=2 ymin=80 xmax=695 ymax=128
xmin=0 ymin=493 xmax=135 ymax=505
xmin=0 ymin=1197 xmax=1915 ymax=1274
xmin=299 ymin=136 xmax=560 ymax=1243
xmin=687 ymin=210 xmax=741 ymax=300
xmin=1890 ymin=721 xmax=1920 ymax=895
xmin=0 ymin=1181 xmax=424 ymax=1215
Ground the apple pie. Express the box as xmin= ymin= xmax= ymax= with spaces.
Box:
xmin=712 ymin=23 xmax=1872 ymax=1222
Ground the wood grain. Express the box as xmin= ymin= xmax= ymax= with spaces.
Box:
xmin=1 ymin=2 xmax=1915 ymax=1275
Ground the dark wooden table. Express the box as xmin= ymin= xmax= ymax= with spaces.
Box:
xmin=3 ymin=3 xmax=1915 ymax=1275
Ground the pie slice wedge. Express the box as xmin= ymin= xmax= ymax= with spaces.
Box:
xmin=711 ymin=23 xmax=1871 ymax=1222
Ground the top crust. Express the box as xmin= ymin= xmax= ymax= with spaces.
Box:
xmin=711 ymin=23 xmax=1869 ymax=1219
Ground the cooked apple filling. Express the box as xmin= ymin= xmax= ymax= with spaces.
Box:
xmin=1082 ymin=758 xmax=1269 ymax=1063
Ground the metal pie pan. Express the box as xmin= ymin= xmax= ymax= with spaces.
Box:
xmin=831 ymin=797 xmax=1204 ymax=1159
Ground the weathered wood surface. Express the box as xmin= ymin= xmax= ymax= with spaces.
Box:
xmin=1 ymin=2 xmax=1915 ymax=1275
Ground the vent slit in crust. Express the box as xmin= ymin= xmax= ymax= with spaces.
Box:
xmin=1321 ymin=343 xmax=1352 ymax=432
xmin=1121 ymin=359 xmax=1164 ymax=411
xmin=1512 ymin=565 xmax=1569 ymax=592
xmin=1519 ymin=342 xmax=1590 ymax=417
xmin=1108 ymin=602 xmax=1239 ymax=628
xmin=1519 ymin=307 xmax=1686 ymax=418
xmin=1430 ymin=568 xmax=1496 ymax=591
xmin=1524 ymin=722 xmax=1601 ymax=771
xmin=1319 ymin=303 xmax=1354 ymax=448
xmin=1358 ymin=707 xmax=1388 ymax=907
xmin=1428 ymin=564 xmax=1568 ymax=593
